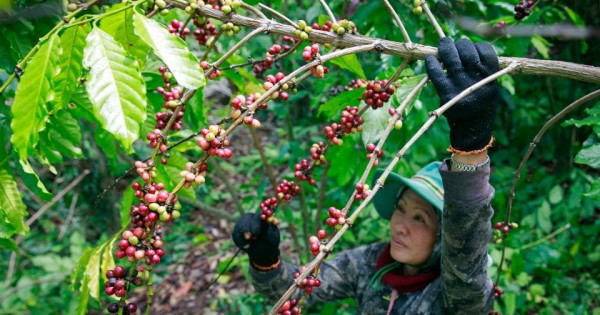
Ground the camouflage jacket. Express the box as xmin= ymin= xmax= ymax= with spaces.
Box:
xmin=250 ymin=160 xmax=495 ymax=314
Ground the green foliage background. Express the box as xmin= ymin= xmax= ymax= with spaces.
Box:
xmin=0 ymin=0 xmax=599 ymax=314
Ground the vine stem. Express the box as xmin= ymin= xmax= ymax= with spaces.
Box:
xmin=382 ymin=0 xmax=412 ymax=45
xmin=317 ymin=0 xmax=337 ymax=24
xmin=520 ymin=223 xmax=571 ymax=251
xmin=258 ymin=3 xmax=298 ymax=28
xmin=268 ymin=63 xmax=519 ymax=314
xmin=421 ymin=0 xmax=445 ymax=38
xmin=495 ymin=88 xmax=600 ymax=284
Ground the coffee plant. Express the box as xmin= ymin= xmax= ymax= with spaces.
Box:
xmin=1 ymin=0 xmax=599 ymax=314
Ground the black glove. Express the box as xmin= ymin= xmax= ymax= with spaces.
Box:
xmin=425 ymin=37 xmax=500 ymax=152
xmin=232 ymin=213 xmax=280 ymax=268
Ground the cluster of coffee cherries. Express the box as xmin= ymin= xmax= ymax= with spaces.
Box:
xmin=337 ymin=106 xmax=365 ymax=138
xmin=301 ymin=43 xmax=320 ymax=61
xmin=220 ymin=0 xmax=241 ymax=14
xmin=167 ymin=20 xmax=191 ymax=40
xmin=200 ymin=60 xmax=221 ymax=80
xmin=105 ymin=266 xmax=142 ymax=314
xmin=309 ymin=142 xmax=327 ymax=167
xmin=133 ymin=160 xmax=156 ymax=182
xmin=495 ymin=20 xmax=507 ymax=29
xmin=325 ymin=207 xmax=346 ymax=229
xmin=294 ymin=20 xmax=313 ymax=40
xmin=192 ymin=17 xmax=218 ymax=45
xmin=263 ymin=72 xmax=292 ymax=101
xmin=276 ymin=179 xmax=300 ymax=202
xmin=115 ymin=225 xmax=167 ymax=263
xmin=308 ymin=229 xmax=328 ymax=256
xmin=363 ymin=80 xmax=394 ymax=109
xmin=155 ymin=66 xmax=185 ymax=131
xmin=195 ymin=124 xmax=233 ymax=158
xmin=276 ymin=298 xmax=301 ymax=315
xmin=179 ymin=161 xmax=207 ymax=188
xmin=344 ymin=78 xmax=367 ymax=91
xmin=354 ymin=183 xmax=371 ymax=200
xmin=412 ymin=0 xmax=424 ymax=15
xmin=294 ymin=266 xmax=322 ymax=293
xmin=145 ymin=130 xmax=169 ymax=165
xmin=328 ymin=19 xmax=358 ymax=35
xmin=492 ymin=221 xmax=518 ymax=243
xmin=514 ymin=0 xmax=534 ymax=20
xmin=366 ymin=143 xmax=384 ymax=166
xmin=252 ymin=37 xmax=296 ymax=75
xmin=221 ymin=21 xmax=241 ymax=37
xmin=492 ymin=283 xmax=504 ymax=299
xmin=258 ymin=197 xmax=279 ymax=223
xmin=293 ymin=159 xmax=316 ymax=185
xmin=231 ymin=93 xmax=268 ymax=121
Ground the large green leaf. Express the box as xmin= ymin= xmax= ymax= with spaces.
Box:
xmin=15 ymin=158 xmax=52 ymax=201
xmin=76 ymin=274 xmax=91 ymax=315
xmin=45 ymin=110 xmax=84 ymax=158
xmin=575 ymin=144 xmax=600 ymax=169
xmin=132 ymin=12 xmax=205 ymax=89
xmin=100 ymin=3 xmax=150 ymax=66
xmin=10 ymin=33 xmax=61 ymax=159
xmin=317 ymin=88 xmax=364 ymax=119
xmin=54 ymin=23 xmax=90 ymax=111
xmin=0 ymin=209 xmax=17 ymax=238
xmin=83 ymin=244 xmax=104 ymax=300
xmin=329 ymin=54 xmax=366 ymax=79
xmin=83 ymin=27 xmax=147 ymax=151
xmin=0 ymin=168 xmax=28 ymax=235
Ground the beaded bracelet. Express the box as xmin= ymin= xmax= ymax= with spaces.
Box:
xmin=252 ymin=257 xmax=281 ymax=271
xmin=447 ymin=136 xmax=494 ymax=155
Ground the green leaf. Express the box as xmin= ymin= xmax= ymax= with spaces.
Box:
xmin=15 ymin=158 xmax=52 ymax=201
xmin=584 ymin=179 xmax=600 ymax=200
xmin=563 ymin=115 xmax=600 ymax=128
xmin=0 ymin=209 xmax=17 ymax=238
xmin=548 ymin=185 xmax=563 ymax=204
xmin=54 ymin=23 xmax=90 ymax=111
xmin=83 ymin=27 xmax=147 ymax=151
xmin=531 ymin=35 xmax=551 ymax=59
xmin=0 ymin=167 xmax=28 ymax=236
xmin=71 ymin=247 xmax=92 ymax=290
xmin=537 ymin=200 xmax=552 ymax=233
xmin=504 ymin=291 xmax=516 ymax=315
xmin=100 ymin=236 xmax=116 ymax=283
xmin=329 ymin=54 xmax=366 ymax=79
xmin=317 ymin=88 xmax=364 ymax=119
xmin=561 ymin=5 xmax=584 ymax=26
xmin=183 ymin=87 xmax=207 ymax=128
xmin=42 ymin=110 xmax=84 ymax=158
xmin=0 ymin=237 xmax=18 ymax=252
xmin=100 ymin=4 xmax=150 ymax=67
xmin=76 ymin=274 xmax=91 ymax=315
xmin=391 ymin=75 xmax=426 ymax=115
xmin=83 ymin=244 xmax=104 ymax=300
xmin=574 ymin=144 xmax=600 ymax=169
xmin=362 ymin=100 xmax=393 ymax=146
xmin=120 ymin=181 xmax=136 ymax=228
xmin=132 ymin=12 xmax=205 ymax=89
xmin=10 ymin=33 xmax=61 ymax=160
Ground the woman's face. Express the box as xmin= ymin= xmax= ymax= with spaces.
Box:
xmin=389 ymin=188 xmax=438 ymax=268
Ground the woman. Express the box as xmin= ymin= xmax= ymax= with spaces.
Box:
xmin=231 ymin=37 xmax=499 ymax=314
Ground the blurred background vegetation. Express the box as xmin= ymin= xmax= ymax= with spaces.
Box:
xmin=0 ymin=0 xmax=599 ymax=314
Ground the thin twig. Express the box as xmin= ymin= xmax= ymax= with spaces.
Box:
xmin=268 ymin=64 xmax=519 ymax=314
xmin=382 ymin=0 xmax=412 ymax=44
xmin=177 ymin=196 xmax=234 ymax=221
xmin=25 ymin=170 xmax=91 ymax=226
xmin=421 ymin=0 xmax=445 ymax=38
xmin=198 ymin=248 xmax=242 ymax=293
xmin=317 ymin=0 xmax=337 ymax=24
xmin=219 ymin=41 xmax=302 ymax=71
xmin=58 ymin=193 xmax=79 ymax=241
xmin=258 ymin=3 xmax=298 ymax=28
xmin=520 ymin=224 xmax=571 ymax=251
xmin=495 ymin=88 xmax=600 ymax=284
xmin=201 ymin=29 xmax=224 ymax=61
xmin=3 ymin=242 xmax=18 ymax=288
xmin=382 ymin=60 xmax=410 ymax=90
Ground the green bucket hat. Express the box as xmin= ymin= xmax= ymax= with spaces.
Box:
xmin=372 ymin=162 xmax=444 ymax=220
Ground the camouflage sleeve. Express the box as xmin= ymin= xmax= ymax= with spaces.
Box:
xmin=249 ymin=243 xmax=382 ymax=305
xmin=439 ymin=159 xmax=495 ymax=315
